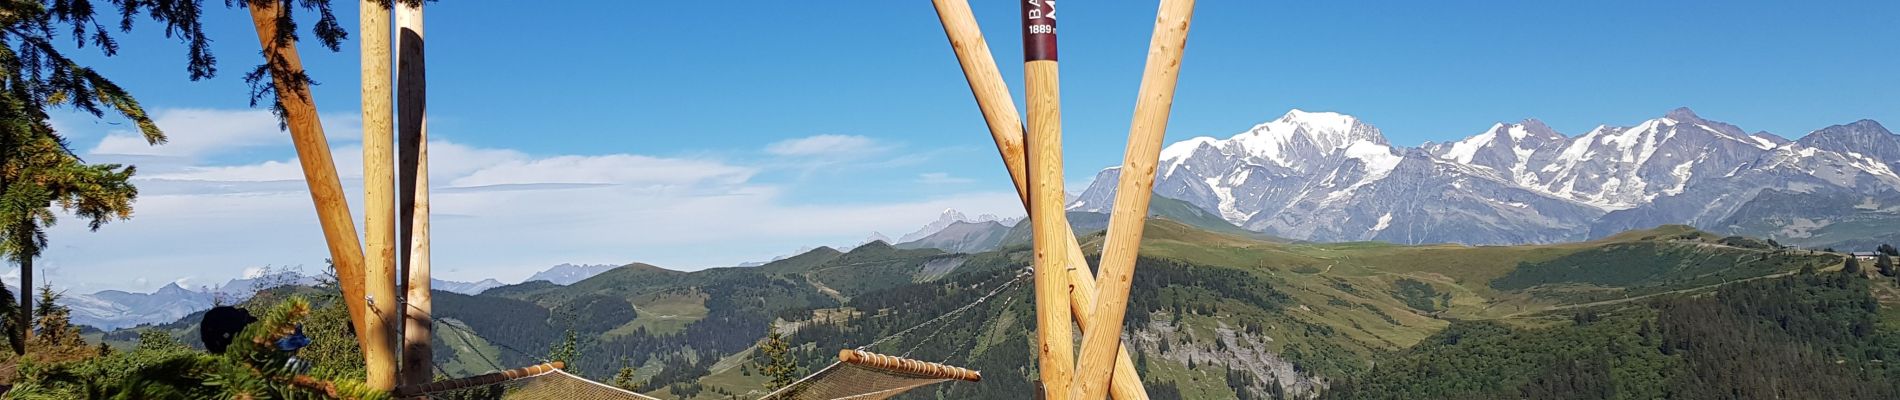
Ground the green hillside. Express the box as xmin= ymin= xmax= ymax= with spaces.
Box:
xmin=103 ymin=219 xmax=1898 ymax=399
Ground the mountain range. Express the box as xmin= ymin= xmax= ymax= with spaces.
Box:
xmin=64 ymin=263 xmax=620 ymax=330
xmin=1065 ymin=108 xmax=1900 ymax=249
xmin=106 ymin=217 xmax=1890 ymax=399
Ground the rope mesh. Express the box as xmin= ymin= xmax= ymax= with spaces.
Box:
xmin=755 ymin=362 xmax=950 ymax=400
xmin=420 ymin=368 xmax=661 ymax=400
xmin=406 ymin=350 xmax=976 ymax=400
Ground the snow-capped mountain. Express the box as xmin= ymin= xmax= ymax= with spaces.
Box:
xmin=523 ymin=263 xmax=619 ymax=286
xmin=69 ymin=283 xmax=214 ymax=331
xmin=896 ymin=220 xmax=1012 ymax=253
xmin=1071 ymin=108 xmax=1900 ymax=247
xmin=896 ymin=209 xmax=1020 ymax=243
xmin=433 ymin=278 xmax=506 ymax=295
xmin=67 ymin=269 xmax=315 ymax=330
xmin=1797 ymin=119 xmax=1900 ymax=172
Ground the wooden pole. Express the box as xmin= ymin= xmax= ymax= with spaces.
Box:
xmin=396 ymin=0 xmax=433 ymax=387
xmin=1072 ymin=1 xmax=1194 ymax=398
xmin=359 ymin=0 xmax=400 ymax=390
xmin=930 ymin=1 xmax=1148 ymax=398
xmin=838 ymin=349 xmax=984 ymax=382
xmin=243 ymin=0 xmax=372 ymax=366
xmin=1022 ymin=1 xmax=1072 ymax=398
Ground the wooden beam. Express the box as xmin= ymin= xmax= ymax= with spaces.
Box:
xmin=929 ymin=1 xmax=1148 ymax=398
xmin=1072 ymin=1 xmax=1195 ymax=398
xmin=1022 ymin=1 xmax=1072 ymax=398
xmin=243 ymin=0 xmax=371 ymax=368
xmin=838 ymin=349 xmax=983 ymax=382
xmin=395 ymin=0 xmax=433 ymax=387
xmin=359 ymin=0 xmax=400 ymax=391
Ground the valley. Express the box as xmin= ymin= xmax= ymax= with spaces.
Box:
xmin=98 ymin=216 xmax=1900 ymax=399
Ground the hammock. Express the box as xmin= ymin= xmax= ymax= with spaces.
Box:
xmin=397 ymin=349 xmax=980 ymax=400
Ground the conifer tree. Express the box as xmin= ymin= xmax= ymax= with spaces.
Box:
xmin=548 ymin=326 xmax=578 ymax=365
xmin=612 ymin=362 xmax=639 ymax=391
xmin=1878 ymin=254 xmax=1896 ymax=277
xmin=1845 ymin=257 xmax=1863 ymax=275
xmin=756 ymin=328 xmax=799 ymax=390
xmin=0 ymin=0 xmax=363 ymax=355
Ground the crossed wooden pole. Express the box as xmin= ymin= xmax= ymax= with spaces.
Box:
xmin=932 ymin=1 xmax=1195 ymax=399
xmin=243 ymin=0 xmax=430 ymax=392
xmin=251 ymin=0 xmax=1184 ymax=395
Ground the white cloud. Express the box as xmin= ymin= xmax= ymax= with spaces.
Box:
xmin=145 ymin=159 xmax=311 ymax=182
xmin=451 ymin=154 xmax=755 ymax=188
xmin=917 ymin=172 xmax=975 ymax=185
xmin=764 ymin=134 xmax=888 ymax=158
xmin=42 ymin=112 xmax=1024 ymax=288
xmin=86 ymin=108 xmax=360 ymax=159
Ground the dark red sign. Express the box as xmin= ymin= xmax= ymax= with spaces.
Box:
xmin=1022 ymin=0 xmax=1057 ymax=61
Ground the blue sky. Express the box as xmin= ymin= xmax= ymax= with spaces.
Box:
xmin=24 ymin=1 xmax=1899 ymax=292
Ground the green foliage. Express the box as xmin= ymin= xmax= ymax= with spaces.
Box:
xmin=756 ymin=329 xmax=798 ymax=390
xmin=1390 ymin=278 xmax=1446 ymax=312
xmin=611 ymin=362 xmax=639 ymax=391
xmin=1878 ymin=254 xmax=1895 ymax=277
xmin=0 ymin=0 xmax=359 ymax=358
xmin=135 ymin=330 xmax=184 ymax=353
xmin=1717 ymin=235 xmax=1773 ymax=250
xmin=1492 ymin=242 xmax=1830 ymax=293
xmin=32 ymin=284 xmax=81 ymax=349
xmin=267 ymin=281 xmax=366 ymax=379
xmin=548 ymin=325 xmax=578 ymax=365
xmin=1326 ymin=273 xmax=1900 ymax=399
xmin=7 ymin=297 xmax=387 ymax=399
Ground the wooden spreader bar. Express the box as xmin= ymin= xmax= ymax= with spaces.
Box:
xmin=838 ymin=349 xmax=983 ymax=382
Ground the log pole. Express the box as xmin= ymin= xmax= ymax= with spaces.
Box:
xmin=243 ymin=0 xmax=373 ymax=374
xmin=396 ymin=0 xmax=433 ymax=387
xmin=1072 ymin=1 xmax=1195 ymax=398
xmin=838 ymin=349 xmax=984 ymax=382
xmin=359 ymin=0 xmax=401 ymax=390
xmin=1021 ymin=1 xmax=1073 ymax=398
xmin=930 ymin=1 xmax=1149 ymax=398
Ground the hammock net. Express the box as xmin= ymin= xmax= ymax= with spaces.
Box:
xmin=404 ymin=349 xmax=979 ymax=400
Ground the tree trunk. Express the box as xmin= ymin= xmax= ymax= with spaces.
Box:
xmin=13 ymin=254 xmax=28 ymax=354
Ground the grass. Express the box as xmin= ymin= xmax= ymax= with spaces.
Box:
xmin=604 ymin=290 xmax=710 ymax=338
xmin=657 ymin=345 xmax=774 ymax=400
xmin=437 ymin=318 xmax=507 ymax=376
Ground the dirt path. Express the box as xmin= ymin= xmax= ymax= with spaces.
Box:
xmin=805 ymin=273 xmax=846 ymax=302
xmin=1508 ymin=270 xmax=1802 ymax=317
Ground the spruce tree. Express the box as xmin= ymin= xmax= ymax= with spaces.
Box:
xmin=755 ymin=328 xmax=799 ymax=390
xmin=0 ymin=0 xmax=360 ymax=356
xmin=1845 ymin=257 xmax=1863 ymax=275
xmin=1878 ymin=254 xmax=1895 ymax=277
xmin=612 ymin=363 xmax=639 ymax=391
xmin=548 ymin=326 xmax=578 ymax=365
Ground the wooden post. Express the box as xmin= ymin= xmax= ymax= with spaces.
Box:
xmin=1022 ymin=1 xmax=1072 ymax=399
xmin=1072 ymin=1 xmax=1194 ymax=398
xmin=396 ymin=0 xmax=434 ymax=387
xmin=359 ymin=0 xmax=400 ymax=390
xmin=930 ymin=1 xmax=1148 ymax=398
xmin=243 ymin=0 xmax=372 ymax=365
